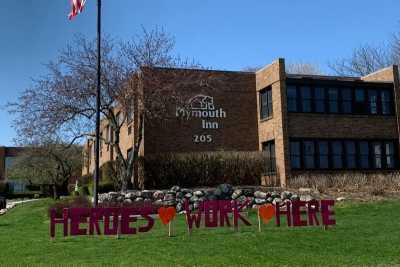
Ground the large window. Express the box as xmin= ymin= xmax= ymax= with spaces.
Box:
xmin=341 ymin=88 xmax=353 ymax=113
xmin=318 ymin=141 xmax=329 ymax=169
xmin=262 ymin=141 xmax=276 ymax=173
xmin=290 ymin=139 xmax=398 ymax=170
xmin=315 ymin=87 xmax=325 ymax=113
xmin=301 ymin=86 xmax=312 ymax=113
xmin=344 ymin=141 xmax=356 ymax=169
xmin=331 ymin=141 xmax=343 ymax=169
xmin=328 ymin=88 xmax=339 ymax=113
xmin=286 ymin=83 xmax=394 ymax=115
xmin=372 ymin=142 xmax=382 ymax=169
xmin=359 ymin=141 xmax=370 ymax=169
xmin=287 ymin=85 xmax=298 ymax=112
xmin=354 ymin=89 xmax=366 ymax=113
xmin=381 ymin=90 xmax=392 ymax=115
xmin=260 ymin=87 xmax=273 ymax=119
xmin=385 ymin=141 xmax=395 ymax=168
xmin=303 ymin=141 xmax=315 ymax=169
xmin=368 ymin=89 xmax=378 ymax=114
xmin=290 ymin=141 xmax=301 ymax=169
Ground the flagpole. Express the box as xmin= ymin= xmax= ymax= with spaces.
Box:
xmin=94 ymin=0 xmax=101 ymax=207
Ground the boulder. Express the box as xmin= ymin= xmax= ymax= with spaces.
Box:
xmin=255 ymin=198 xmax=266 ymax=205
xmin=171 ymin=186 xmax=181 ymax=192
xmin=254 ymin=191 xmax=267 ymax=199
xmin=281 ymin=191 xmax=292 ymax=200
xmin=217 ymin=184 xmax=233 ymax=196
xmin=290 ymin=194 xmax=300 ymax=201
xmin=231 ymin=189 xmax=243 ymax=199
xmin=184 ymin=193 xmax=193 ymax=199
xmin=193 ymin=190 xmax=205 ymax=197
xmin=141 ymin=190 xmax=153 ymax=199
xmin=153 ymin=190 xmax=164 ymax=200
xmin=272 ymin=198 xmax=282 ymax=205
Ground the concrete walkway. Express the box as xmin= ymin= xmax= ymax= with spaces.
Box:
xmin=0 ymin=199 xmax=41 ymax=216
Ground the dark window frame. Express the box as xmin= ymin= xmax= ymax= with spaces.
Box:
xmin=286 ymin=81 xmax=395 ymax=116
xmin=262 ymin=140 xmax=276 ymax=174
xmin=289 ymin=138 xmax=399 ymax=170
xmin=260 ymin=87 xmax=273 ymax=120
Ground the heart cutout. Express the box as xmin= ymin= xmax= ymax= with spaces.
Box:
xmin=158 ymin=207 xmax=176 ymax=225
xmin=259 ymin=204 xmax=275 ymax=224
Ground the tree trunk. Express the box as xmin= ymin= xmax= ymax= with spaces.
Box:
xmin=52 ymin=184 xmax=59 ymax=200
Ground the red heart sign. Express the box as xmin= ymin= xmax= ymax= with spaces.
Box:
xmin=158 ymin=207 xmax=176 ymax=225
xmin=259 ymin=204 xmax=275 ymax=224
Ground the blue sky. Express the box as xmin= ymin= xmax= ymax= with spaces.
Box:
xmin=0 ymin=0 xmax=399 ymax=146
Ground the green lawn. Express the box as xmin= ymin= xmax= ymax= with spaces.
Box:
xmin=0 ymin=199 xmax=400 ymax=267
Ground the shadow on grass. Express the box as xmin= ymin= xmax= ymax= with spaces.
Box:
xmin=0 ymin=223 xmax=11 ymax=227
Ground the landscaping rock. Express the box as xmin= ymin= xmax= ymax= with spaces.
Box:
xmin=231 ymin=189 xmax=242 ymax=199
xmin=194 ymin=190 xmax=204 ymax=197
xmin=254 ymin=191 xmax=267 ymax=199
xmin=217 ymin=184 xmax=233 ymax=196
xmin=171 ymin=186 xmax=181 ymax=192
xmin=153 ymin=190 xmax=164 ymax=200
xmin=290 ymin=194 xmax=300 ymax=201
xmin=255 ymin=198 xmax=266 ymax=205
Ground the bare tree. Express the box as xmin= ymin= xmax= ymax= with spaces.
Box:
xmin=8 ymin=27 xmax=208 ymax=191
xmin=286 ymin=62 xmax=323 ymax=75
xmin=7 ymin=143 xmax=82 ymax=199
xmin=329 ymin=30 xmax=400 ymax=77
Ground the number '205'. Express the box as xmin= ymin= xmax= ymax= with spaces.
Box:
xmin=193 ymin=134 xmax=212 ymax=143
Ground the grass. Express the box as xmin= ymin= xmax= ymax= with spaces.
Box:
xmin=0 ymin=199 xmax=400 ymax=267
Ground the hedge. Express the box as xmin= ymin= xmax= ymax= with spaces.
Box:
xmin=141 ymin=151 xmax=271 ymax=189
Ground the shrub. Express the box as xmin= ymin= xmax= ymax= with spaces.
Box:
xmin=142 ymin=151 xmax=270 ymax=189
xmin=48 ymin=196 xmax=92 ymax=218
xmin=288 ymin=172 xmax=400 ymax=195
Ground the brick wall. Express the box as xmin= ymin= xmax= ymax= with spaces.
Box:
xmin=256 ymin=59 xmax=290 ymax=186
xmin=143 ymin=68 xmax=259 ymax=154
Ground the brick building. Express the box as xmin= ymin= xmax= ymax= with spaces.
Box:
xmin=82 ymin=58 xmax=400 ymax=187
xmin=0 ymin=146 xmax=24 ymax=181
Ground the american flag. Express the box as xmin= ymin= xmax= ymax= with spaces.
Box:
xmin=68 ymin=0 xmax=86 ymax=20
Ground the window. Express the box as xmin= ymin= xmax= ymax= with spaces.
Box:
xmin=328 ymin=88 xmax=339 ymax=113
xmin=372 ymin=142 xmax=382 ymax=169
xmin=262 ymin=141 xmax=276 ymax=173
xmin=368 ymin=89 xmax=378 ymax=114
xmin=332 ymin=141 xmax=343 ymax=169
xmin=303 ymin=141 xmax=315 ymax=169
xmin=344 ymin=141 xmax=356 ymax=169
xmin=291 ymin=139 xmax=398 ymax=170
xmin=318 ymin=141 xmax=329 ymax=169
xmin=385 ymin=142 xmax=395 ymax=168
xmin=287 ymin=86 xmax=297 ymax=112
xmin=341 ymin=88 xmax=353 ymax=113
xmin=381 ymin=90 xmax=392 ymax=115
xmin=260 ymin=87 xmax=273 ymax=119
xmin=359 ymin=141 xmax=370 ymax=169
xmin=290 ymin=141 xmax=301 ymax=169
xmin=355 ymin=89 xmax=365 ymax=114
xmin=314 ymin=87 xmax=326 ymax=113
xmin=300 ymin=86 xmax=312 ymax=112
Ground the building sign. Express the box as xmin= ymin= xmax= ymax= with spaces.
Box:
xmin=176 ymin=95 xmax=227 ymax=143
xmin=49 ymin=199 xmax=335 ymax=238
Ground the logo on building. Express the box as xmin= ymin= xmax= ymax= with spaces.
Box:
xmin=176 ymin=95 xmax=226 ymax=120
xmin=176 ymin=94 xmax=227 ymax=143
xmin=189 ymin=95 xmax=215 ymax=111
